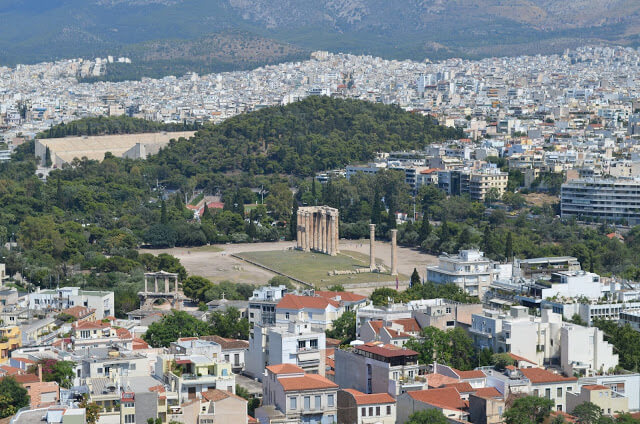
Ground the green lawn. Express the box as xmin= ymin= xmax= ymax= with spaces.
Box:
xmin=236 ymin=249 xmax=406 ymax=287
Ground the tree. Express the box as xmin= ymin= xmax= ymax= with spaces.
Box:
xmin=419 ymin=218 xmax=431 ymax=242
xmin=478 ymin=348 xmax=493 ymax=367
xmin=236 ymin=385 xmax=260 ymax=417
xmin=29 ymin=359 xmax=75 ymax=389
xmin=160 ymin=199 xmax=168 ymax=224
xmin=266 ymin=183 xmax=293 ymax=221
xmin=209 ymin=307 xmax=250 ymax=339
xmin=0 ymin=377 xmax=29 ymax=418
xmin=503 ymin=396 xmax=553 ymax=424
xmin=326 ymin=310 xmax=356 ymax=344
xmin=406 ymin=409 xmax=448 ymax=424
xmin=492 ymin=353 xmax=515 ymax=371
xmin=144 ymin=310 xmax=212 ymax=347
xmin=410 ymin=268 xmax=421 ymax=288
xmin=182 ymin=276 xmax=214 ymax=303
xmin=505 ymin=231 xmax=513 ymax=260
xmin=79 ymin=395 xmax=101 ymax=424
xmin=268 ymin=275 xmax=295 ymax=290
xmin=327 ymin=284 xmax=345 ymax=292
xmin=571 ymin=402 xmax=603 ymax=424
xmin=485 ymin=187 xmax=502 ymax=204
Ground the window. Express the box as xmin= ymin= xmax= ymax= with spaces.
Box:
xmin=557 ymin=387 xmax=562 ymax=398
xmin=308 ymin=312 xmax=313 ymax=319
xmin=498 ymin=406 xmax=503 ymax=416
xmin=129 ymin=363 xmax=136 ymax=370
xmin=123 ymin=402 xmax=134 ymax=408
xmin=298 ymin=340 xmax=306 ymax=350
xmin=124 ymin=415 xmax=135 ymax=424
xmin=369 ymin=407 xmax=373 ymax=416
xmin=386 ymin=405 xmax=391 ymax=415
xmin=289 ymin=397 xmax=297 ymax=410
xmin=376 ymin=406 xmax=380 ymax=416
xmin=315 ymin=395 xmax=321 ymax=409
xmin=545 ymin=388 xmax=551 ymax=399
xmin=97 ymin=368 xmax=103 ymax=375
xmin=327 ymin=394 xmax=334 ymax=407
xmin=557 ymin=405 xmax=562 ymax=411
xmin=310 ymin=339 xmax=318 ymax=349
xmin=362 ymin=407 xmax=366 ymax=417
xmin=224 ymin=354 xmax=230 ymax=362
xmin=304 ymin=396 xmax=310 ymax=410
xmin=285 ymin=312 xmax=290 ymax=320
xmin=533 ymin=389 xmax=539 ymax=397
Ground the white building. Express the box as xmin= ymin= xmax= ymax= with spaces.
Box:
xmin=246 ymin=322 xmax=326 ymax=380
xmin=28 ymin=287 xmax=114 ymax=319
xmin=470 ymin=307 xmax=618 ymax=376
xmin=539 ymin=271 xmax=603 ymax=300
xmin=427 ymin=250 xmax=504 ymax=297
xmin=561 ymin=178 xmax=640 ymax=225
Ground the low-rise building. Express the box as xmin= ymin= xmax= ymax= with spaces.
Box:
xmin=519 ymin=367 xmax=578 ymax=412
xmin=28 ymin=287 xmax=114 ymax=319
xmin=0 ymin=324 xmax=21 ymax=363
xmin=427 ymin=250 xmax=502 ymax=297
xmin=396 ymin=387 xmax=469 ymax=423
xmin=258 ymin=364 xmax=338 ymax=424
xmin=276 ymin=294 xmax=343 ymax=330
xmin=246 ymin=322 xmax=326 ymax=380
xmin=337 ymin=389 xmax=396 ymax=424
xmin=334 ymin=342 xmax=424 ymax=397
xmin=566 ymin=384 xmax=628 ymax=416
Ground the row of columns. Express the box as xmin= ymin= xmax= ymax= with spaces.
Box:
xmin=144 ymin=272 xmax=179 ymax=294
xmin=296 ymin=207 xmax=339 ymax=256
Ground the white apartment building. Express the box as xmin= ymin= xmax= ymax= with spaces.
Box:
xmin=620 ymin=309 xmax=640 ymax=332
xmin=561 ymin=178 xmax=640 ymax=225
xmin=470 ymin=307 xmax=618 ymax=376
xmin=246 ymin=322 xmax=326 ymax=380
xmin=28 ymin=287 xmax=114 ymax=319
xmin=427 ymin=250 xmax=504 ymax=297
xmin=539 ymin=271 xmax=603 ymax=300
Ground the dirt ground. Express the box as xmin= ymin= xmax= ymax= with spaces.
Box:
xmin=524 ymin=192 xmax=559 ymax=207
xmin=140 ymin=239 xmax=437 ymax=293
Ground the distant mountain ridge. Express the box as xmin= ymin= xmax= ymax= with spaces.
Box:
xmin=1 ymin=0 xmax=639 ymax=70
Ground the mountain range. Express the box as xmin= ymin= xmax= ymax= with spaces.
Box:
xmin=3 ymin=1 xmax=640 ymax=73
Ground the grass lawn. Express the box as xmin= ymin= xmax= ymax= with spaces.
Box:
xmin=185 ymin=245 xmax=223 ymax=252
xmin=236 ymin=249 xmax=406 ymax=287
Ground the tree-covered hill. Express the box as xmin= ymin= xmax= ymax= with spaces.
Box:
xmin=37 ymin=116 xmax=199 ymax=139
xmin=152 ymin=96 xmax=463 ymax=179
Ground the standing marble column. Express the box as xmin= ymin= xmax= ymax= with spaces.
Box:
xmin=369 ymin=224 xmax=376 ymax=271
xmin=390 ymin=229 xmax=398 ymax=276
xmin=334 ymin=213 xmax=340 ymax=255
xmin=154 ymin=276 xmax=158 ymax=293
xmin=164 ymin=276 xmax=169 ymax=293
xmin=296 ymin=210 xmax=302 ymax=249
xmin=304 ymin=212 xmax=311 ymax=251
xmin=320 ymin=211 xmax=326 ymax=253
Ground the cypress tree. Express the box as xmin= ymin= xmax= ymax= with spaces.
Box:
xmin=505 ymin=232 xmax=513 ymax=260
xmin=410 ymin=268 xmax=421 ymax=287
xmin=160 ymin=199 xmax=168 ymax=224
xmin=419 ymin=217 xmax=431 ymax=242
xmin=371 ymin=190 xmax=381 ymax=225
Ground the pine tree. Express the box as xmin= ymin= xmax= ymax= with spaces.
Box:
xmin=45 ymin=146 xmax=52 ymax=167
xmin=440 ymin=219 xmax=450 ymax=243
xmin=387 ymin=197 xmax=396 ymax=229
xmin=505 ymin=232 xmax=513 ymax=260
xmin=56 ymin=176 xmax=63 ymax=208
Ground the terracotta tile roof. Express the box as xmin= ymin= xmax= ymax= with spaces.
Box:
xmin=61 ymin=306 xmax=95 ymax=319
xmin=12 ymin=357 xmax=36 ymax=365
xmin=266 ymin=364 xmax=305 ymax=375
xmin=341 ymin=389 xmax=395 ymax=405
xmin=407 ymin=387 xmax=467 ymax=411
xmin=392 ymin=318 xmax=421 ymax=333
xmin=551 ymin=411 xmax=578 ymax=423
xmin=277 ymin=294 xmax=339 ymax=310
xmin=116 ymin=328 xmax=132 ymax=339
xmin=315 ymin=291 xmax=367 ymax=303
xmin=519 ymin=368 xmax=577 ymax=384
xmin=132 ymin=337 xmax=149 ymax=350
xmin=444 ymin=382 xmax=474 ymax=393
xmin=355 ymin=343 xmax=418 ymax=358
xmin=367 ymin=320 xmax=384 ymax=334
xmin=278 ymin=374 xmax=338 ymax=392
xmin=74 ymin=320 xmax=110 ymax=330
xmin=582 ymin=384 xmax=609 ymax=391
xmin=427 ymin=373 xmax=460 ymax=388
xmin=0 ymin=365 xmax=24 ymax=376
xmin=202 ymin=389 xmax=246 ymax=403
xmin=472 ymin=387 xmax=502 ymax=399
xmin=248 ymin=416 xmax=258 ymax=423
xmin=383 ymin=327 xmax=411 ymax=338
xmin=452 ymin=368 xmax=486 ymax=379
xmin=507 ymin=352 xmax=536 ymax=364
xmin=325 ymin=338 xmax=342 ymax=348
xmin=201 ymin=335 xmax=249 ymax=349
xmin=1 ymin=373 xmax=40 ymax=385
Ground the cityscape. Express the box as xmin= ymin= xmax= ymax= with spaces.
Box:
xmin=3 ymin=7 xmax=640 ymax=424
